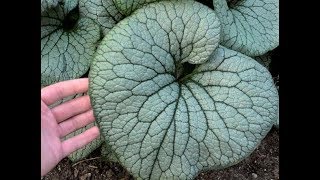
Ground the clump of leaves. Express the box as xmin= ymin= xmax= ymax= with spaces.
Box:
xmin=41 ymin=0 xmax=279 ymax=179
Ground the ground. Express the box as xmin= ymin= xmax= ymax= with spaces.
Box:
xmin=43 ymin=127 xmax=278 ymax=180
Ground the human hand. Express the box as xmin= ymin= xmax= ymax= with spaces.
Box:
xmin=41 ymin=78 xmax=100 ymax=176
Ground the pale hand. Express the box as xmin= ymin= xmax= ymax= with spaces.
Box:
xmin=41 ymin=78 xmax=100 ymax=176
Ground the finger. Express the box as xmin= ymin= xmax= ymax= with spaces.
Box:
xmin=41 ymin=100 xmax=52 ymax=119
xmin=61 ymin=126 xmax=100 ymax=157
xmin=58 ymin=110 xmax=95 ymax=138
xmin=41 ymin=78 xmax=89 ymax=106
xmin=51 ymin=95 xmax=91 ymax=123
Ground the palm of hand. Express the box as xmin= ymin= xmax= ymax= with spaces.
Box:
xmin=41 ymin=78 xmax=99 ymax=176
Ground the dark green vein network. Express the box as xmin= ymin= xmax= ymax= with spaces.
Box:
xmin=89 ymin=1 xmax=278 ymax=179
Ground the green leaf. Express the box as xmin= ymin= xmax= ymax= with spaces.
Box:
xmin=112 ymin=0 xmax=161 ymax=16
xmin=91 ymin=0 xmax=266 ymax=179
xmin=41 ymin=4 xmax=100 ymax=86
xmin=89 ymin=0 xmax=278 ymax=179
xmin=212 ymin=0 xmax=279 ymax=56
xmin=91 ymin=43 xmax=278 ymax=178
xmin=79 ymin=0 xmax=124 ymax=35
xmin=63 ymin=0 xmax=79 ymax=12
xmin=41 ymin=0 xmax=60 ymax=12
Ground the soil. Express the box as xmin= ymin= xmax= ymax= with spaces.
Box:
xmin=43 ymin=127 xmax=278 ymax=180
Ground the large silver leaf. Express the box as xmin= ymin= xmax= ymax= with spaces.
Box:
xmin=41 ymin=4 xmax=100 ymax=86
xmin=79 ymin=0 xmax=124 ymax=35
xmin=212 ymin=0 xmax=279 ymax=56
xmin=90 ymin=0 xmax=278 ymax=179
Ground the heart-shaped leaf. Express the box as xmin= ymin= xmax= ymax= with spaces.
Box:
xmin=89 ymin=0 xmax=278 ymax=179
xmin=41 ymin=4 xmax=100 ymax=86
xmin=212 ymin=0 xmax=279 ymax=56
